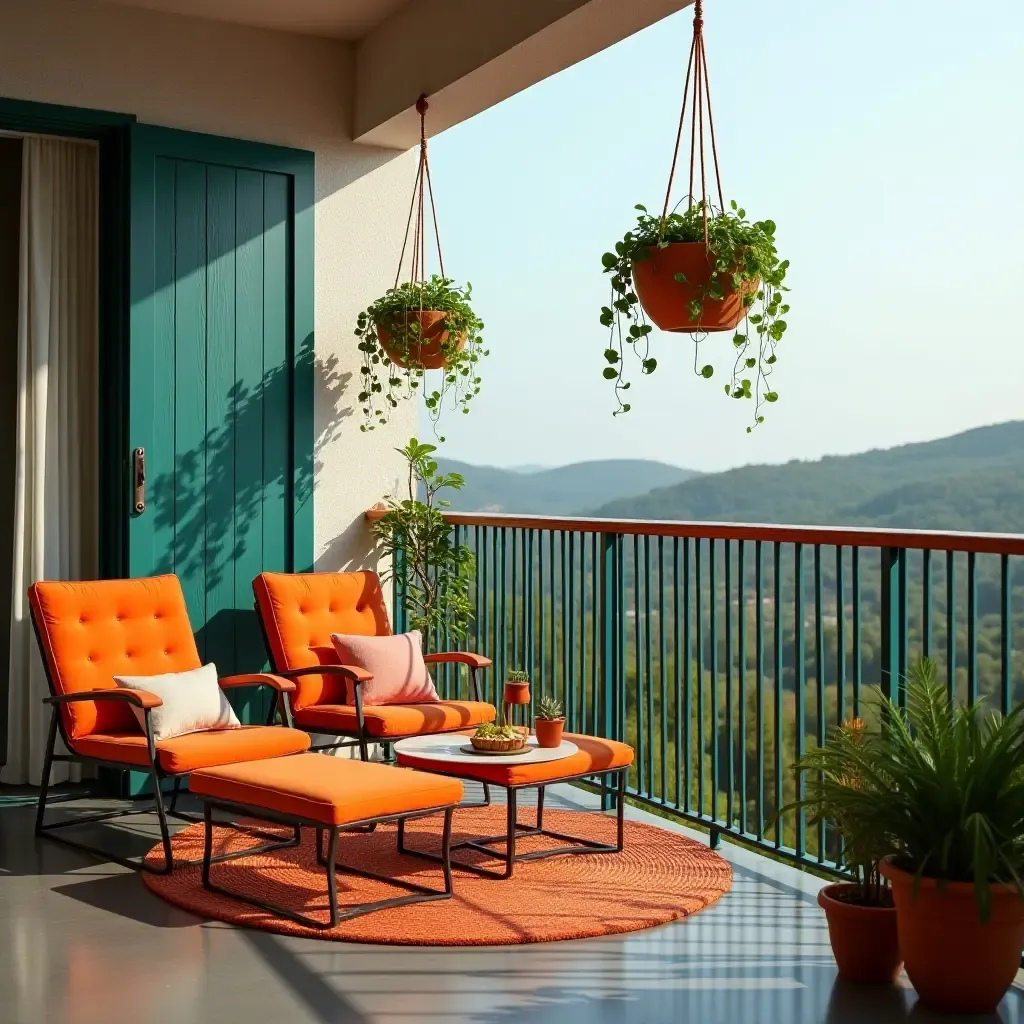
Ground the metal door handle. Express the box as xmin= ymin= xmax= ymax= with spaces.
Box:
xmin=133 ymin=447 xmax=146 ymax=514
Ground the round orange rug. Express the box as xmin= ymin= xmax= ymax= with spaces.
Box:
xmin=143 ymin=806 xmax=732 ymax=945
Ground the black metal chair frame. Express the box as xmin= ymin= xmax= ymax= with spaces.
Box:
xmin=200 ymin=798 xmax=456 ymax=929
xmin=32 ymin=618 xmax=301 ymax=875
xmin=397 ymin=765 xmax=629 ymax=879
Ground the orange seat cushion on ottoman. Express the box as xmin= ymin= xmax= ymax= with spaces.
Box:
xmin=396 ymin=734 xmax=634 ymax=787
xmin=189 ymin=753 xmax=464 ymax=827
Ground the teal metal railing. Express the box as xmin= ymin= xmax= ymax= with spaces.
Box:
xmin=387 ymin=513 xmax=1024 ymax=871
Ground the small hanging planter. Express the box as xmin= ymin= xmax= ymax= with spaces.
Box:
xmin=600 ymin=0 xmax=790 ymax=431
xmin=357 ymin=95 xmax=486 ymax=438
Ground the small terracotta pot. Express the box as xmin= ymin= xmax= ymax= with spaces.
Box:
xmin=503 ymin=681 xmax=531 ymax=706
xmin=880 ymin=858 xmax=1024 ymax=1013
xmin=375 ymin=310 xmax=466 ymax=369
xmin=817 ymin=883 xmax=901 ymax=983
xmin=534 ymin=717 xmax=565 ymax=748
xmin=631 ymin=242 xmax=757 ymax=333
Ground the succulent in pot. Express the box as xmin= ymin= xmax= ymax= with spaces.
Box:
xmin=534 ymin=695 xmax=565 ymax=749
xmin=503 ymin=668 xmax=531 ymax=737
xmin=471 ymin=721 xmax=527 ymax=754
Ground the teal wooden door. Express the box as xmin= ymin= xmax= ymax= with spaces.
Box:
xmin=128 ymin=125 xmax=314 ymax=722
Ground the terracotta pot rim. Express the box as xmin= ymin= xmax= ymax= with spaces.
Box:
xmin=880 ymin=856 xmax=1022 ymax=897
xmin=535 ymin=717 xmax=566 ymax=724
xmin=818 ymin=882 xmax=896 ymax=914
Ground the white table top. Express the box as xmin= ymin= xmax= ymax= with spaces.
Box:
xmin=393 ymin=733 xmax=578 ymax=766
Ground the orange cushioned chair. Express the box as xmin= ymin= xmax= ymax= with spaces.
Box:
xmin=253 ymin=570 xmax=496 ymax=762
xmin=29 ymin=575 xmax=311 ymax=874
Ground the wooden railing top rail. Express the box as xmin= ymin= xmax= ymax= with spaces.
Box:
xmin=365 ymin=508 xmax=1024 ymax=556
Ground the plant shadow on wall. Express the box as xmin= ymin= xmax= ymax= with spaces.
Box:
xmin=146 ymin=350 xmax=352 ymax=714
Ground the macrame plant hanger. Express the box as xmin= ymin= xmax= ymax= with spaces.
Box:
xmin=395 ymin=94 xmax=445 ymax=311
xmin=658 ymin=0 xmax=725 ymax=244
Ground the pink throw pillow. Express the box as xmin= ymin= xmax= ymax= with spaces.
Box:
xmin=329 ymin=631 xmax=439 ymax=706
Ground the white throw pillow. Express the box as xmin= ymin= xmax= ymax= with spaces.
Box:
xmin=114 ymin=663 xmax=240 ymax=741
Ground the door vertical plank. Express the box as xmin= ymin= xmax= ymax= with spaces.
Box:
xmin=150 ymin=157 xmax=177 ymax=577
xmin=205 ymin=165 xmax=237 ymax=684
xmin=173 ymin=161 xmax=208 ymax=651
xmin=262 ymin=173 xmax=289 ymax=575
xmin=261 ymin=173 xmax=289 ymax=724
xmin=234 ymin=170 xmax=268 ymax=697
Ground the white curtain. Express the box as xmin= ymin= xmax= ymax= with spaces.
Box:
xmin=1 ymin=137 xmax=98 ymax=786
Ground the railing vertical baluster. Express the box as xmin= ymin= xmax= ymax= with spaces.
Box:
xmin=579 ymin=531 xmax=587 ymax=733
xmin=549 ymin=530 xmax=557 ymax=701
xmin=710 ymin=539 xmax=719 ymax=824
xmin=617 ymin=535 xmax=626 ymax=749
xmin=511 ymin=528 xmax=519 ymax=670
xmin=633 ymin=534 xmax=645 ymax=796
xmin=591 ymin=532 xmax=599 ymax=736
xmin=755 ymin=540 xmax=764 ymax=840
xmin=598 ymin=531 xmax=623 ymax=809
xmin=897 ymin=548 xmax=908 ymax=705
xmin=794 ymin=543 xmax=806 ymax=858
xmin=566 ymin=531 xmax=575 ymax=730
xmin=738 ymin=539 xmax=747 ymax=836
xmin=644 ymin=535 xmax=654 ymax=795
xmin=967 ymin=551 xmax=978 ymax=707
xmin=658 ymin=535 xmax=668 ymax=805
xmin=696 ymin=537 xmax=705 ymax=817
xmin=499 ymin=528 xmax=508 ymax=687
xmin=922 ymin=548 xmax=932 ymax=659
xmin=947 ymin=551 xmax=957 ymax=701
xmin=725 ymin=539 xmax=734 ymax=830
xmin=814 ymin=544 xmax=825 ymax=862
xmin=674 ymin=536 xmax=683 ymax=810
xmin=684 ymin=536 xmax=693 ymax=816
xmin=852 ymin=546 xmax=862 ymax=717
xmin=1001 ymin=555 xmax=1012 ymax=715
xmin=527 ymin=529 xmax=535 ymax=681
xmin=836 ymin=546 xmax=846 ymax=724
xmin=880 ymin=547 xmax=900 ymax=706
xmin=538 ymin=530 xmax=546 ymax=705
xmin=773 ymin=542 xmax=783 ymax=849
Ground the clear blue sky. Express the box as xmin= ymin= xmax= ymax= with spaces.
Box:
xmin=422 ymin=0 xmax=1024 ymax=472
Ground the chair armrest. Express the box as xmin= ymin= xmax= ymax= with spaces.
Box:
xmin=423 ymin=651 xmax=492 ymax=669
xmin=280 ymin=664 xmax=372 ymax=686
xmin=219 ymin=673 xmax=296 ymax=694
xmin=43 ymin=688 xmax=163 ymax=709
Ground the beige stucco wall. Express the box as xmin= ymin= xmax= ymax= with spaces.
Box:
xmin=0 ymin=0 xmax=418 ymax=572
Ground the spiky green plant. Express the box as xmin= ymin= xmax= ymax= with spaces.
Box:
xmin=536 ymin=695 xmax=564 ymax=721
xmin=785 ymin=658 xmax=1024 ymax=920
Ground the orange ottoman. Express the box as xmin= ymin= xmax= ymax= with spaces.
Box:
xmin=394 ymin=733 xmax=634 ymax=878
xmin=190 ymin=753 xmax=464 ymax=928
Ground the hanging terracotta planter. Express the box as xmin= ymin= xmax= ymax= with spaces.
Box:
xmin=599 ymin=0 xmax=789 ymax=430
xmin=631 ymin=242 xmax=757 ymax=333
xmin=816 ymin=883 xmax=902 ymax=984
xmin=375 ymin=310 xmax=467 ymax=370
xmin=355 ymin=94 xmax=486 ymax=435
xmin=881 ymin=859 xmax=1024 ymax=1014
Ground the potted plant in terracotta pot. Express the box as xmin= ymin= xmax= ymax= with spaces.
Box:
xmin=781 ymin=717 xmax=901 ymax=983
xmin=868 ymin=659 xmax=1024 ymax=1014
xmin=357 ymin=275 xmax=485 ymax=437
xmin=534 ymin=695 xmax=565 ymax=749
xmin=503 ymin=668 xmax=531 ymax=738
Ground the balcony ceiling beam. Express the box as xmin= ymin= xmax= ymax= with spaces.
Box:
xmin=353 ymin=0 xmax=692 ymax=148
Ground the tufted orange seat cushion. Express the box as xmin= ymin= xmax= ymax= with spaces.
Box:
xmin=254 ymin=571 xmax=391 ymax=711
xmin=294 ymin=700 xmax=495 ymax=739
xmin=189 ymin=752 xmax=464 ymax=827
xmin=29 ymin=576 xmax=203 ymax=740
xmin=74 ymin=726 xmax=311 ymax=774
xmin=396 ymin=733 xmax=634 ymax=787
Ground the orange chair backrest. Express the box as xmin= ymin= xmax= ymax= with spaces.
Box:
xmin=29 ymin=575 xmax=201 ymax=741
xmin=253 ymin=571 xmax=391 ymax=710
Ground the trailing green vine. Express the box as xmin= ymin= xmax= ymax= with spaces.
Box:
xmin=600 ymin=201 xmax=790 ymax=431
xmin=356 ymin=275 xmax=486 ymax=441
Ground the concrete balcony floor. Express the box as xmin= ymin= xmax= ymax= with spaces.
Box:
xmin=2 ymin=783 xmax=1023 ymax=1024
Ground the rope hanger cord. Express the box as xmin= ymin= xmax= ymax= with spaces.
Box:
xmin=658 ymin=0 xmax=725 ymax=244
xmin=394 ymin=94 xmax=446 ymax=298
